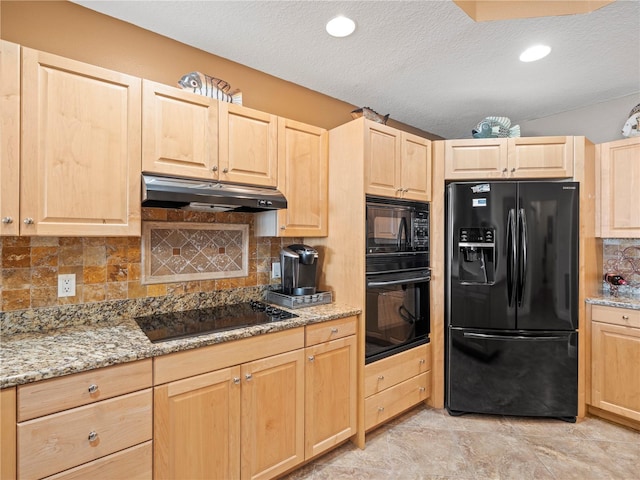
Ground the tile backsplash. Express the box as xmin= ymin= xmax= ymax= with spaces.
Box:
xmin=0 ymin=208 xmax=298 ymax=312
xmin=602 ymin=238 xmax=640 ymax=297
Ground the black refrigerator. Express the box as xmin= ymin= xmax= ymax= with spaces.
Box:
xmin=446 ymin=181 xmax=579 ymax=421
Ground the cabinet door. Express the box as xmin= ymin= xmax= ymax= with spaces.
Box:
xmin=154 ymin=367 xmax=241 ymax=480
xmin=364 ymin=121 xmax=402 ymax=197
xmin=591 ymin=321 xmax=640 ymax=421
xmin=305 ymin=335 xmax=356 ymax=459
xmin=21 ymin=48 xmax=141 ymax=236
xmin=142 ymin=80 xmax=218 ymax=179
xmin=400 ymin=132 xmax=431 ymax=201
xmin=1 ymin=387 xmax=16 ymax=480
xmin=599 ymin=137 xmax=640 ymax=237
xmin=219 ymin=102 xmax=277 ymax=187
xmin=241 ymin=349 xmax=304 ymax=480
xmin=508 ymin=136 xmax=573 ymax=178
xmin=444 ymin=138 xmax=507 ymax=179
xmin=275 ymin=117 xmax=328 ymax=236
xmin=0 ymin=40 xmax=20 ymax=236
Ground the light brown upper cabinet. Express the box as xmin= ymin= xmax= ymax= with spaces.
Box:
xmin=20 ymin=47 xmax=142 ymax=236
xmin=256 ymin=118 xmax=328 ymax=237
xmin=142 ymin=80 xmax=219 ymax=179
xmin=597 ymin=137 xmax=640 ymax=238
xmin=0 ymin=40 xmax=20 ymax=236
xmin=364 ymin=121 xmax=431 ymax=201
xmin=444 ymin=136 xmax=574 ymax=180
xmin=219 ymin=102 xmax=278 ymax=187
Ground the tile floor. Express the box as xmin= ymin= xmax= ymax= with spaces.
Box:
xmin=283 ymin=405 xmax=640 ymax=479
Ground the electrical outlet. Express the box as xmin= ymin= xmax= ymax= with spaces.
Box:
xmin=271 ymin=262 xmax=281 ymax=279
xmin=58 ymin=273 xmax=76 ymax=297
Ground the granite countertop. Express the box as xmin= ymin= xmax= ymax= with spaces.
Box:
xmin=0 ymin=302 xmax=361 ymax=389
xmin=585 ymin=293 xmax=640 ymax=310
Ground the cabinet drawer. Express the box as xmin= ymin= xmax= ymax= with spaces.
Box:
xmin=154 ymin=327 xmax=304 ymax=384
xmin=364 ymin=343 xmax=431 ymax=397
xmin=44 ymin=441 xmax=152 ymax=480
xmin=591 ymin=305 xmax=640 ymax=328
xmin=18 ymin=389 xmax=152 ymax=480
xmin=365 ymin=372 xmax=431 ymax=431
xmin=18 ymin=359 xmax=152 ymax=421
xmin=305 ymin=316 xmax=357 ymax=346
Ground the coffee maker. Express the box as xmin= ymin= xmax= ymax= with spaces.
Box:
xmin=280 ymin=244 xmax=318 ymax=295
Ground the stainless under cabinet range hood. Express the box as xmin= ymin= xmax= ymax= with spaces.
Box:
xmin=141 ymin=174 xmax=287 ymax=212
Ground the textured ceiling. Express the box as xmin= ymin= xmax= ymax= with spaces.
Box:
xmin=73 ymin=0 xmax=640 ymax=139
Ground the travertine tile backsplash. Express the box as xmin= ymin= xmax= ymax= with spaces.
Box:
xmin=602 ymin=238 xmax=640 ymax=296
xmin=0 ymin=208 xmax=298 ymax=312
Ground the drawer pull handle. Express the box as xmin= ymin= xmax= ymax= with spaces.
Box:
xmin=622 ymin=315 xmax=630 ymax=320
xmin=419 ymin=387 xmax=426 ymax=392
xmin=233 ymin=377 xmax=240 ymax=385
xmin=88 ymin=431 xmax=99 ymax=442
xmin=419 ymin=359 xmax=426 ymax=364
xmin=378 ymin=375 xmax=384 ymax=380
xmin=331 ymin=328 xmax=338 ymax=333
xmin=308 ymin=355 xmax=315 ymax=362
xmin=378 ymin=406 xmax=385 ymax=412
xmin=245 ymin=373 xmax=253 ymax=381
xmin=88 ymin=384 xmax=99 ymax=394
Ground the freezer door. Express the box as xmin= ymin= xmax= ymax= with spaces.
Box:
xmin=516 ymin=182 xmax=579 ymax=331
xmin=447 ymin=182 xmax=517 ymax=330
xmin=447 ymin=328 xmax=578 ymax=419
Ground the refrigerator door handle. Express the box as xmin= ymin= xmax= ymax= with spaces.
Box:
xmin=517 ymin=208 xmax=528 ymax=307
xmin=506 ymin=208 xmax=516 ymax=307
xmin=462 ymin=332 xmax=568 ymax=341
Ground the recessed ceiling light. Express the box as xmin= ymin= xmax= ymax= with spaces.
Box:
xmin=519 ymin=45 xmax=551 ymax=62
xmin=326 ymin=16 xmax=356 ymax=38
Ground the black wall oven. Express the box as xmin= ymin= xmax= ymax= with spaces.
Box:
xmin=365 ymin=197 xmax=430 ymax=364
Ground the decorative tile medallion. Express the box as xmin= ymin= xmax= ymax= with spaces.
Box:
xmin=142 ymin=222 xmax=249 ymax=285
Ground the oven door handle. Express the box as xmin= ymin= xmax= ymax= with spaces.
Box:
xmin=367 ymin=275 xmax=431 ymax=287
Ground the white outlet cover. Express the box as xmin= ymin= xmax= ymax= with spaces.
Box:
xmin=58 ymin=273 xmax=76 ymax=297
xmin=272 ymin=262 xmax=281 ymax=279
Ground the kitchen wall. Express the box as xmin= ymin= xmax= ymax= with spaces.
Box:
xmin=601 ymin=238 xmax=640 ymax=297
xmin=519 ymin=93 xmax=640 ymax=144
xmin=0 ymin=0 xmax=439 ymax=140
xmin=0 ymin=208 xmax=297 ymax=313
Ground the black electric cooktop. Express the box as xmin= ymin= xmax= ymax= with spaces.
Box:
xmin=134 ymin=301 xmax=298 ymax=343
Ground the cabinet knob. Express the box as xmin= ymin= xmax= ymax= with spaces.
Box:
xmin=331 ymin=328 xmax=338 ymax=334
xmin=1 ymin=217 xmax=12 ymax=224
xmin=23 ymin=218 xmax=34 ymax=225
xmin=280 ymin=225 xmax=286 ymax=230
xmin=212 ymin=165 xmax=218 ymax=172
xmin=419 ymin=387 xmax=426 ymax=393
xmin=245 ymin=373 xmax=253 ymax=381
xmin=308 ymin=355 xmax=315 ymax=362
xmin=88 ymin=384 xmax=99 ymax=394
xmin=378 ymin=406 xmax=385 ymax=412
xmin=233 ymin=377 xmax=241 ymax=385
xmin=88 ymin=431 xmax=99 ymax=443
xmin=396 ymin=188 xmax=403 ymax=192
xmin=378 ymin=375 xmax=384 ymax=380
xmin=511 ymin=168 xmax=516 ymax=173
xmin=223 ymin=168 xmax=229 ymax=173
xmin=419 ymin=358 xmax=426 ymax=364
xmin=622 ymin=315 xmax=630 ymax=320
xmin=502 ymin=168 xmax=508 ymax=174
xmin=403 ymin=188 xmax=409 ymax=192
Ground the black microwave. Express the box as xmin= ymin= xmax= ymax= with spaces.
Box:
xmin=365 ymin=196 xmax=429 ymax=255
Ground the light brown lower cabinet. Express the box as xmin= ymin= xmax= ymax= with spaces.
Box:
xmin=364 ymin=343 xmax=432 ymax=431
xmin=590 ymin=305 xmax=640 ymax=424
xmin=304 ymin=318 xmax=357 ymax=459
xmin=153 ymin=333 xmax=306 ymax=480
